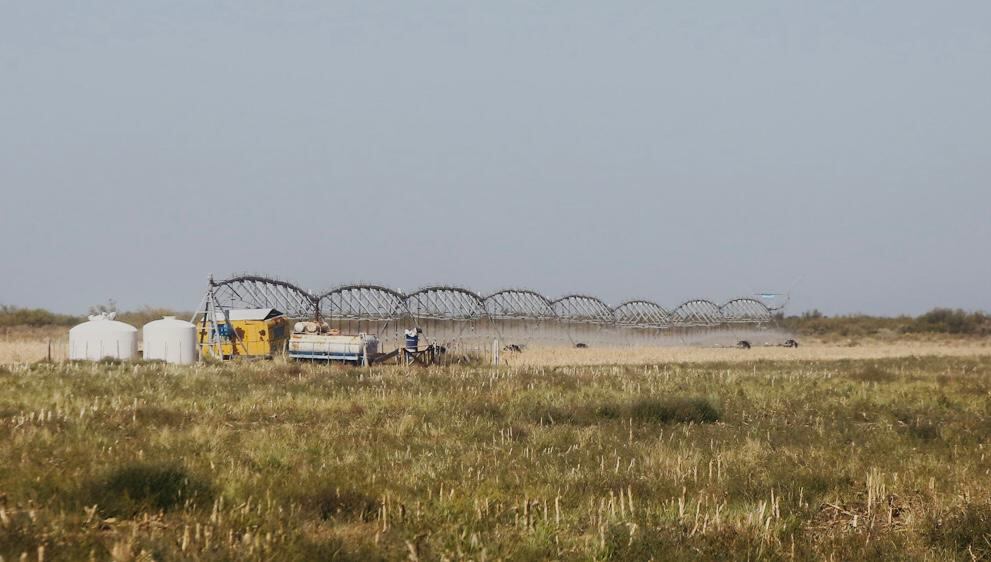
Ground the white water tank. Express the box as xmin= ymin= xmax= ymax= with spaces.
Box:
xmin=143 ymin=316 xmax=197 ymax=364
xmin=69 ymin=313 xmax=139 ymax=361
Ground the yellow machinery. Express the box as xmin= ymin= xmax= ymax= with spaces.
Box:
xmin=197 ymin=308 xmax=289 ymax=359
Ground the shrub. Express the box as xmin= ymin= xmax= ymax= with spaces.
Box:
xmin=780 ymin=308 xmax=991 ymax=338
xmin=0 ymin=305 xmax=80 ymax=328
xmin=0 ymin=305 xmax=189 ymax=329
xmin=907 ymin=308 xmax=991 ymax=336
xmin=779 ymin=312 xmax=912 ymax=338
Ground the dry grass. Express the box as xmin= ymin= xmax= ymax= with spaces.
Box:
xmin=2 ymin=356 xmax=991 ymax=560
xmin=0 ymin=327 xmax=70 ymax=364
xmin=505 ymin=340 xmax=991 ymax=367
xmin=4 ymin=330 xmax=991 ymax=367
xmin=0 ymin=338 xmax=66 ymax=364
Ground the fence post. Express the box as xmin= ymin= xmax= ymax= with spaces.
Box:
xmin=491 ymin=338 xmax=500 ymax=367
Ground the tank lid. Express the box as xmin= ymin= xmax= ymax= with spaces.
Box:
xmin=88 ymin=312 xmax=117 ymax=321
xmin=144 ymin=316 xmax=195 ymax=328
xmin=71 ymin=318 xmax=138 ymax=333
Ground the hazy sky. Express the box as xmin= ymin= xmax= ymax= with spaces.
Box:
xmin=1 ymin=1 xmax=988 ymax=316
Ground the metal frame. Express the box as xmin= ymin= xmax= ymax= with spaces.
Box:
xmin=613 ymin=300 xmax=670 ymax=328
xmin=405 ymin=286 xmax=486 ymax=321
xmin=670 ymin=299 xmax=723 ymax=327
xmin=721 ymin=298 xmax=773 ymax=324
xmin=550 ymin=295 xmax=615 ymax=324
xmin=208 ymin=274 xmax=316 ymax=319
xmin=317 ymin=284 xmax=408 ymax=320
xmin=197 ymin=275 xmax=777 ymax=330
xmin=484 ymin=289 xmax=556 ymax=320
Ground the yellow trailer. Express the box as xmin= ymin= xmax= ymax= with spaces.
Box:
xmin=198 ymin=308 xmax=289 ymax=359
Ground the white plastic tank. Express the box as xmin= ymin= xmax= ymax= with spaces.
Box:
xmin=143 ymin=316 xmax=197 ymax=364
xmin=69 ymin=313 xmax=139 ymax=361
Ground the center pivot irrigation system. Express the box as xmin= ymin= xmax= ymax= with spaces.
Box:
xmin=196 ymin=274 xmax=789 ymax=352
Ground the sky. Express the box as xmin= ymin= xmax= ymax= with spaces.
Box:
xmin=1 ymin=1 xmax=988 ymax=316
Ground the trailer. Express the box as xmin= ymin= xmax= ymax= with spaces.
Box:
xmin=288 ymin=322 xmax=379 ymax=365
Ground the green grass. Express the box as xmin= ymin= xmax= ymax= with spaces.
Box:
xmin=1 ymin=356 xmax=990 ymax=560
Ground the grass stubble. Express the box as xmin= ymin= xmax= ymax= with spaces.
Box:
xmin=0 ymin=355 xmax=990 ymax=560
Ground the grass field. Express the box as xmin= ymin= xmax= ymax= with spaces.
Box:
xmin=512 ymin=340 xmax=991 ymax=367
xmin=3 ymin=331 xmax=991 ymax=367
xmin=2 ymin=355 xmax=991 ymax=560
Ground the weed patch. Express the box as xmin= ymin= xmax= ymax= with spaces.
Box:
xmin=539 ymin=396 xmax=719 ymax=425
xmin=82 ymin=463 xmax=214 ymax=516
xmin=298 ymin=486 xmax=381 ymax=521
xmin=630 ymin=397 xmax=720 ymax=424
xmin=927 ymin=502 xmax=991 ymax=558
xmin=848 ymin=364 xmax=897 ymax=383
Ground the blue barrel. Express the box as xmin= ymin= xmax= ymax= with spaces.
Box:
xmin=405 ymin=333 xmax=419 ymax=351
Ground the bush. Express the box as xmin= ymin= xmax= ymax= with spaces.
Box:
xmin=0 ymin=305 xmax=189 ymax=330
xmin=780 ymin=308 xmax=991 ymax=338
xmin=779 ymin=312 xmax=912 ymax=338
xmin=907 ymin=308 xmax=991 ymax=336
xmin=0 ymin=305 xmax=81 ymax=328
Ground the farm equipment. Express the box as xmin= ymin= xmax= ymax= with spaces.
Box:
xmin=399 ymin=328 xmax=446 ymax=365
xmin=287 ymin=324 xmax=446 ymax=366
xmin=288 ymin=321 xmax=379 ymax=365
xmin=197 ymin=308 xmax=289 ymax=360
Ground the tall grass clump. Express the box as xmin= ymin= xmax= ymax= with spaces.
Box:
xmin=847 ymin=364 xmax=897 ymax=383
xmin=82 ymin=462 xmax=214 ymax=516
xmin=630 ymin=396 xmax=720 ymax=424
xmin=926 ymin=502 xmax=991 ymax=558
xmin=544 ymin=396 xmax=719 ymax=425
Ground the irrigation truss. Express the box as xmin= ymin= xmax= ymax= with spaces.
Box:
xmin=202 ymin=274 xmax=786 ymax=348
